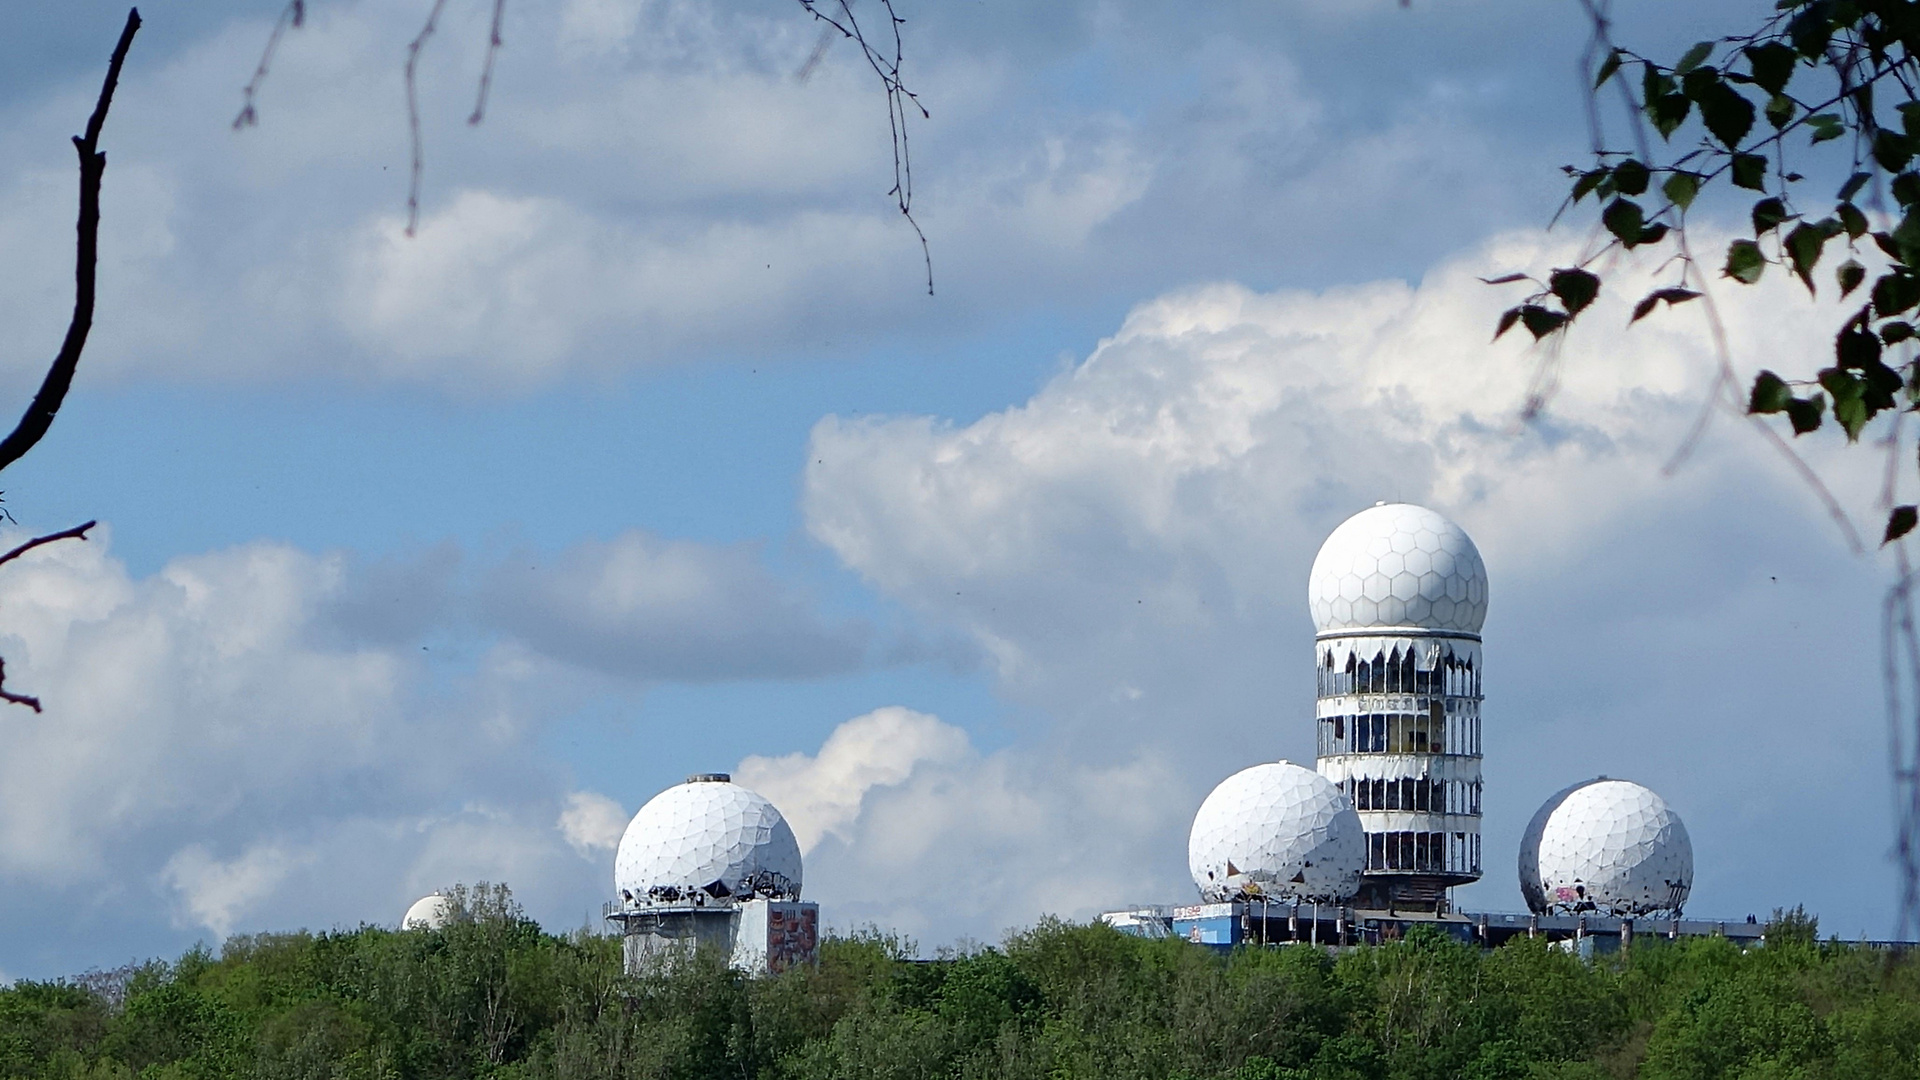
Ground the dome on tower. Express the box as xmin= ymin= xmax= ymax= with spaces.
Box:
xmin=403 ymin=892 xmax=456 ymax=930
xmin=1188 ymin=761 xmax=1365 ymax=904
xmin=1308 ymin=503 xmax=1488 ymax=635
xmin=614 ymin=773 xmax=802 ymax=907
xmin=1519 ymin=778 xmax=1692 ymax=916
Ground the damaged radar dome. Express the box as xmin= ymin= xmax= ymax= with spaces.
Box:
xmin=1188 ymin=760 xmax=1365 ymax=904
xmin=614 ymin=773 xmax=803 ymax=907
xmin=1519 ymin=777 xmax=1692 ymax=917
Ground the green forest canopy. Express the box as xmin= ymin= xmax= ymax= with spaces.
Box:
xmin=0 ymin=898 xmax=1915 ymax=1080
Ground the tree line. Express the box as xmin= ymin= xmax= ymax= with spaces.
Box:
xmin=0 ymin=897 xmax=1913 ymax=1079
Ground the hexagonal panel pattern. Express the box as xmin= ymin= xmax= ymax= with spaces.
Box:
xmin=403 ymin=893 xmax=455 ymax=930
xmin=1518 ymin=778 xmax=1692 ymax=916
xmin=615 ymin=776 xmax=803 ymax=905
xmin=1188 ymin=761 xmax=1365 ymax=903
xmin=1308 ymin=503 xmax=1488 ymax=634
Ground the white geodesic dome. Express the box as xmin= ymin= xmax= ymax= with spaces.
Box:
xmin=403 ymin=893 xmax=456 ymax=930
xmin=1188 ymin=761 xmax=1365 ymax=904
xmin=614 ymin=774 xmax=802 ymax=906
xmin=1519 ymin=778 xmax=1692 ymax=916
xmin=1308 ymin=503 xmax=1488 ymax=635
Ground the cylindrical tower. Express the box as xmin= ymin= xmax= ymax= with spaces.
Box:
xmin=1308 ymin=503 xmax=1487 ymax=910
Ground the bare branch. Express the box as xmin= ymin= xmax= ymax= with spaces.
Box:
xmin=232 ymin=1 xmax=305 ymax=130
xmin=0 ymin=9 xmax=140 ymax=479
xmin=0 ymin=520 xmax=95 ymax=572
xmin=797 ymin=0 xmax=933 ymax=294
xmin=468 ymin=0 xmax=508 ymax=125
xmin=405 ymin=0 xmax=453 ymax=238
xmin=0 ymin=521 xmax=97 ymax=714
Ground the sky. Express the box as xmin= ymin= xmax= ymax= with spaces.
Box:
xmin=0 ymin=0 xmax=1899 ymax=978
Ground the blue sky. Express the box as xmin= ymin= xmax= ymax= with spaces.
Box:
xmin=0 ymin=0 xmax=1899 ymax=978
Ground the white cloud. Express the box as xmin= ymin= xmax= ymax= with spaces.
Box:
xmin=735 ymin=706 xmax=970 ymax=852
xmin=801 ymin=232 xmax=1903 ymax=932
xmin=477 ymin=529 xmax=869 ymax=681
xmin=736 ymin=708 xmax=1185 ymax=944
xmin=161 ymin=843 xmax=308 ymax=939
xmin=558 ymin=791 xmax=628 ymax=856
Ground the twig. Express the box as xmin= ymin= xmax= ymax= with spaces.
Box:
xmin=0 ymin=522 xmax=96 ymax=714
xmin=405 ymin=0 xmax=452 ymax=237
xmin=0 ymin=9 xmax=139 ymax=478
xmin=797 ymin=0 xmax=933 ymax=294
xmin=468 ymin=0 xmax=507 ymax=125
xmin=232 ymin=1 xmax=304 ymax=129
xmin=0 ymin=521 xmax=94 ymax=571
xmin=0 ymin=659 xmax=42 ymax=714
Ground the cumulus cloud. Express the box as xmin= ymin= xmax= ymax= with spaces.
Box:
xmin=558 ymin=791 xmax=628 ymax=856
xmin=736 ymin=706 xmax=970 ymax=852
xmin=0 ymin=519 xmax=880 ymax=973
xmin=0 ymin=0 xmax=1585 ymax=393
xmin=477 ymin=530 xmax=869 ymax=681
xmin=801 ymin=233 xmax=1901 ymax=931
xmin=735 ymin=708 xmax=1183 ymax=943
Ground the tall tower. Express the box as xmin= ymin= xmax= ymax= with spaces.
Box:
xmin=1307 ymin=504 xmax=1487 ymax=910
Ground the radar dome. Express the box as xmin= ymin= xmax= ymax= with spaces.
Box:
xmin=403 ymin=893 xmax=456 ymax=930
xmin=1519 ymin=778 xmax=1692 ymax=916
xmin=1308 ymin=503 xmax=1487 ymax=635
xmin=1188 ymin=761 xmax=1365 ymax=903
xmin=614 ymin=773 xmax=802 ymax=906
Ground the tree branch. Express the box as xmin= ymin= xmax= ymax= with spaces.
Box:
xmin=0 ymin=521 xmax=95 ymax=572
xmin=0 ymin=9 xmax=140 ymax=478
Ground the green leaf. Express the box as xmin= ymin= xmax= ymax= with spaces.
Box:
xmin=1809 ymin=113 xmax=1846 ymax=143
xmin=1595 ymin=49 xmax=1625 ymax=89
xmin=1876 ymin=130 xmax=1915 ymax=173
xmin=1751 ymin=197 xmax=1789 ymax=235
xmin=1494 ymin=306 xmax=1523 ymax=340
xmin=1746 ymin=41 xmax=1797 ymax=94
xmin=1572 ymin=167 xmax=1610 ymax=203
xmin=1549 ymin=268 xmax=1601 ymax=315
xmin=1649 ymin=93 xmax=1692 ymax=139
xmin=1837 ymin=202 xmax=1868 ymax=238
xmin=1602 ymin=198 xmax=1646 ymax=244
xmin=1631 ymin=287 xmax=1702 ymax=323
xmin=1788 ymin=4 xmax=1833 ymax=57
xmin=1636 ymin=223 xmax=1671 ymax=246
xmin=1785 ymin=393 xmax=1825 ymax=434
xmin=1884 ymin=321 xmax=1914 ymax=344
xmin=1824 ymin=370 xmax=1869 ymax=440
xmin=1675 ymin=41 xmax=1714 ymax=74
xmin=1765 ymin=93 xmax=1796 ymax=129
xmin=1838 ymin=325 xmax=1882 ymax=370
xmin=1875 ymin=272 xmax=1920 ymax=316
xmin=1784 ymin=221 xmax=1829 ymax=289
xmin=1839 ymin=258 xmax=1866 ymax=296
xmin=1902 ymin=101 xmax=1920 ymax=140
xmin=1839 ymin=171 xmax=1871 ymax=201
xmin=1886 ymin=505 xmax=1918 ymax=545
xmin=1663 ymin=171 xmax=1701 ymax=210
xmin=1749 ymin=369 xmax=1793 ymax=413
xmin=1732 ymin=153 xmax=1768 ymax=190
xmin=1697 ymin=81 xmax=1756 ymax=148
xmin=1894 ymin=172 xmax=1920 ymax=208
xmin=1519 ymin=305 xmax=1569 ymax=340
xmin=1611 ymin=159 xmax=1650 ymax=196
xmin=1725 ymin=238 xmax=1767 ymax=283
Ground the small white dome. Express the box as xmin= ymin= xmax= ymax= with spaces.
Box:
xmin=1308 ymin=503 xmax=1488 ymax=635
xmin=614 ymin=773 xmax=802 ymax=906
xmin=1519 ymin=778 xmax=1692 ymax=916
xmin=403 ymin=893 xmax=456 ymax=930
xmin=1188 ymin=761 xmax=1365 ymax=904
